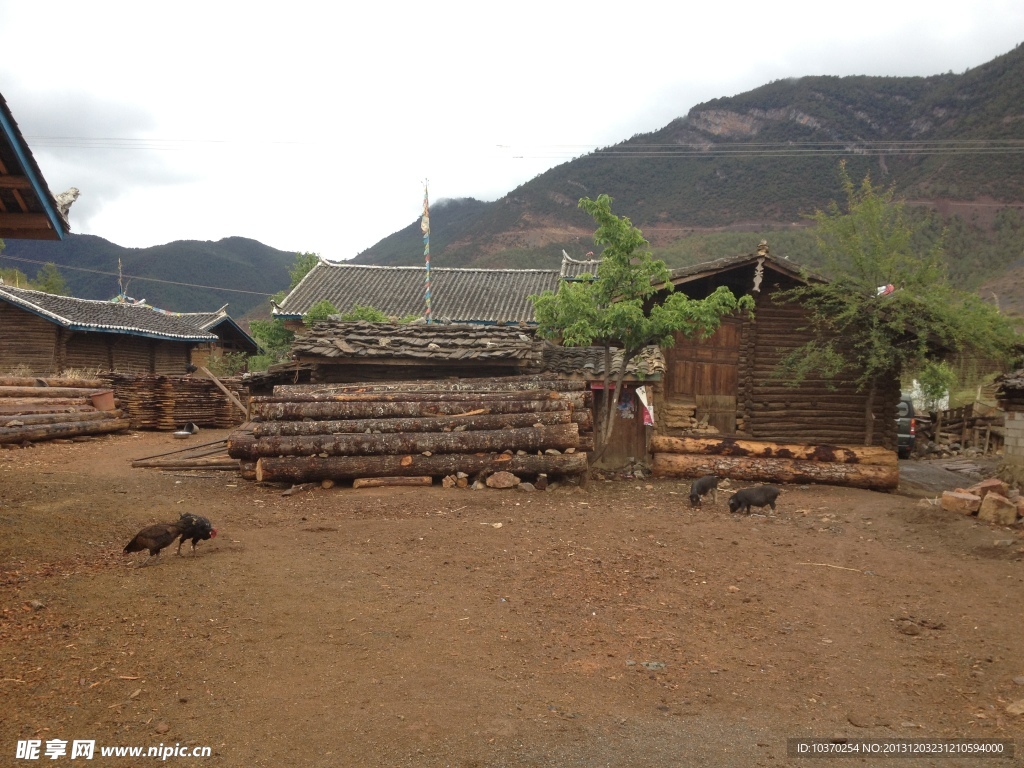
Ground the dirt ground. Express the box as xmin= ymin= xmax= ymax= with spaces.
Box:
xmin=2 ymin=429 xmax=1023 ymax=767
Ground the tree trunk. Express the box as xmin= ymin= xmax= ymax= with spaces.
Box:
xmin=0 ymin=386 xmax=108 ymax=398
xmin=0 ymin=409 xmax=122 ymax=427
xmin=250 ymin=399 xmax=573 ymax=421
xmin=0 ymin=417 xmax=132 ymax=444
xmin=256 ymin=451 xmax=589 ymax=483
xmin=0 ymin=376 xmax=107 ymax=388
xmin=651 ymin=452 xmax=898 ymax=490
xmin=650 ymin=436 xmax=897 ymax=466
xmin=251 ymin=390 xmax=564 ymax=403
xmin=352 ymin=476 xmax=433 ymax=489
xmin=131 ymin=456 xmax=240 ymax=469
xmin=251 ymin=410 xmax=574 ymax=437
xmin=229 ymin=424 xmax=580 ymax=460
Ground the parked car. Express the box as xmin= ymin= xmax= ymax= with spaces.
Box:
xmin=896 ymin=393 xmax=916 ymax=458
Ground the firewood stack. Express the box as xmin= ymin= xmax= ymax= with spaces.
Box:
xmin=0 ymin=376 xmax=130 ymax=445
xmin=227 ymin=376 xmax=594 ymax=486
xmin=108 ymin=373 xmax=247 ymax=430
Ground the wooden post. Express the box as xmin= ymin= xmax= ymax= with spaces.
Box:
xmin=198 ymin=366 xmax=248 ymax=416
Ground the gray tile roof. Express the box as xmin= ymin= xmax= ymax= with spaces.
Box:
xmin=665 ymin=252 xmax=823 ymax=286
xmin=0 ymin=285 xmax=218 ymax=342
xmin=275 ymin=260 xmax=562 ymax=324
xmin=291 ymin=321 xmax=543 ymax=365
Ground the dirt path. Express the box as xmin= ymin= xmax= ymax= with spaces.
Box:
xmin=2 ymin=431 xmax=1023 ymax=766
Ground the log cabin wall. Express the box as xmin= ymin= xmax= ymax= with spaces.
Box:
xmin=745 ymin=297 xmax=899 ymax=449
xmin=0 ymin=303 xmax=61 ymax=374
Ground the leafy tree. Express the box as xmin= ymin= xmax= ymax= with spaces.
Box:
xmin=531 ymin=194 xmax=754 ymax=456
xmin=776 ymin=162 xmax=1018 ymax=445
xmin=32 ymin=262 xmax=70 ymax=295
xmin=289 ymin=252 xmax=320 ymax=289
xmin=0 ymin=266 xmax=31 ymax=287
xmin=337 ymin=305 xmax=418 ymax=323
xmin=304 ymin=300 xmax=339 ymax=327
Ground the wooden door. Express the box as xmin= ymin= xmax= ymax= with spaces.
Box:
xmin=666 ymin=318 xmax=741 ymax=433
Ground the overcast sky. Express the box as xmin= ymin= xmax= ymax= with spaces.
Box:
xmin=1 ymin=1 xmax=1022 ymax=263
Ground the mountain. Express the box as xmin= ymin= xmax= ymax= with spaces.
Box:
xmin=0 ymin=234 xmax=295 ymax=320
xmin=352 ymin=43 xmax=1024 ymax=298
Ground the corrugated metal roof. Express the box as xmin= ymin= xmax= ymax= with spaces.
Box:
xmin=0 ymin=286 xmax=218 ymax=342
xmin=275 ymin=261 xmax=561 ymax=323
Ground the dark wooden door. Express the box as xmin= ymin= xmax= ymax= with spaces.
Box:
xmin=666 ymin=318 xmax=741 ymax=433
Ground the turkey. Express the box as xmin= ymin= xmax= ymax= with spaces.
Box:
xmin=123 ymin=520 xmax=187 ymax=566
xmin=176 ymin=513 xmax=218 ymax=555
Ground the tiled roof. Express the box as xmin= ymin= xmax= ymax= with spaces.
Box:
xmin=275 ymin=260 xmax=561 ymax=324
xmin=541 ymin=343 xmax=665 ymax=380
xmin=0 ymin=285 xmax=218 ymax=342
xmin=291 ymin=320 xmax=543 ymax=365
xmin=559 ymin=251 xmax=602 ymax=280
xmin=665 ymin=252 xmax=824 ymax=286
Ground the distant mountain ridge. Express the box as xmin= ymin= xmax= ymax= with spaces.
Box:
xmin=352 ymin=43 xmax=1024 ymax=300
xmin=0 ymin=234 xmax=294 ymax=320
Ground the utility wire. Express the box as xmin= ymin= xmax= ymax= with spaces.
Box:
xmin=0 ymin=254 xmax=277 ymax=297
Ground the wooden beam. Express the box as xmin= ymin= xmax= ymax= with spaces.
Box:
xmin=0 ymin=175 xmax=33 ymax=190
xmin=0 ymin=212 xmax=53 ymax=229
xmin=197 ymin=365 xmax=248 ymax=416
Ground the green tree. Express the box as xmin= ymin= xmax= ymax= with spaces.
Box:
xmin=246 ymin=252 xmax=322 ymax=370
xmin=32 ymin=262 xmax=70 ymax=295
xmin=531 ymin=194 xmax=753 ymax=456
xmin=776 ymin=162 xmax=1018 ymax=444
xmin=1 ymin=266 xmax=31 ymax=287
xmin=289 ymin=252 xmax=320 ymax=289
xmin=303 ymin=300 xmax=339 ymax=327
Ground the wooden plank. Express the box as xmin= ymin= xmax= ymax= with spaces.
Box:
xmin=198 ymin=366 xmax=249 ymax=416
xmin=352 ymin=476 xmax=433 ymax=489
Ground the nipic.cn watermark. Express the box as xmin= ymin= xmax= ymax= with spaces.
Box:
xmin=15 ymin=740 xmax=212 ymax=760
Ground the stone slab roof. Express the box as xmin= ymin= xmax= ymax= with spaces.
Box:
xmin=275 ymin=261 xmax=561 ymax=324
xmin=291 ymin=320 xmax=543 ymax=364
xmin=540 ymin=343 xmax=665 ymax=380
xmin=0 ymin=285 xmax=218 ymax=342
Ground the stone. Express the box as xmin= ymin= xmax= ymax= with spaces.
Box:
xmin=320 ymin=479 xmax=335 ymax=490
xmin=966 ymin=477 xmax=1009 ymax=500
xmin=535 ymin=474 xmax=549 ymax=491
xmin=486 ymin=471 xmax=520 ymax=489
xmin=154 ymin=722 xmax=170 ymax=735
xmin=940 ymin=490 xmax=981 ymax=515
xmin=441 ymin=475 xmax=457 ymax=488
xmin=978 ymin=492 xmax=1019 ymax=526
xmin=516 ymin=482 xmax=536 ymax=492
xmin=1005 ymin=699 xmax=1024 ymax=716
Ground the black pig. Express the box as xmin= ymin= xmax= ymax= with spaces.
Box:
xmin=689 ymin=475 xmax=720 ymax=506
xmin=728 ymin=484 xmax=780 ymax=515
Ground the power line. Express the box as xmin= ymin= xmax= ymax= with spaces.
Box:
xmin=0 ymin=254 xmax=276 ymax=297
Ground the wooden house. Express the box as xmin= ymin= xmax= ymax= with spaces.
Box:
xmin=0 ymin=285 xmax=218 ymax=376
xmin=271 ymin=256 xmax=601 ymax=330
xmin=0 ymin=91 xmax=71 ymax=241
xmin=648 ymin=250 xmax=900 ymax=489
xmin=174 ymin=305 xmax=260 ymax=369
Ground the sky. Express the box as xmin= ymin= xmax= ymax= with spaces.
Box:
xmin=1 ymin=1 xmax=1022 ymax=264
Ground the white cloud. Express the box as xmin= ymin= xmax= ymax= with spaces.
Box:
xmin=1 ymin=0 xmax=1021 ymax=262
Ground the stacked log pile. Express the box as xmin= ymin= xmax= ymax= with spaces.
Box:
xmin=0 ymin=376 xmax=130 ymax=445
xmin=650 ymin=435 xmax=898 ymax=490
xmin=228 ymin=377 xmax=593 ymax=486
xmin=109 ymin=374 xmax=247 ymax=430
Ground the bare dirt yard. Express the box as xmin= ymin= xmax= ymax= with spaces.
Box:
xmin=2 ymin=429 xmax=1023 ymax=767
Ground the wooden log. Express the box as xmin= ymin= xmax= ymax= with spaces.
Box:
xmin=240 ymin=461 xmax=257 ymax=480
xmin=131 ymin=455 xmax=240 ymax=469
xmin=251 ymin=390 xmax=563 ymax=404
xmin=1 ymin=409 xmax=122 ymax=426
xmin=252 ymin=410 xmax=574 ymax=437
xmin=650 ymin=436 xmax=897 ymax=466
xmin=0 ymin=386 xmax=108 ymax=398
xmin=0 ymin=404 xmax=96 ymax=416
xmin=0 ymin=376 xmax=107 ymax=388
xmin=0 ymin=417 xmax=132 ymax=444
xmin=0 ymin=397 xmax=92 ymax=408
xmin=228 ymin=424 xmax=580 ymax=460
xmin=250 ymin=399 xmax=572 ymax=421
xmin=352 ymin=476 xmax=433 ymax=489
xmin=651 ymin=452 xmax=898 ymax=490
xmin=255 ymin=451 xmax=589 ymax=483
xmin=274 ymin=376 xmax=588 ymax=394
